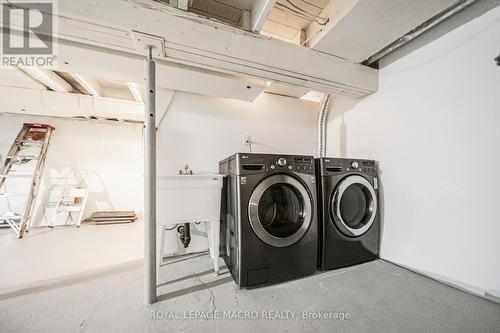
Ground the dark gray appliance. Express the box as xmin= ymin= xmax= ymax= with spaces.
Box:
xmin=315 ymin=157 xmax=380 ymax=270
xmin=219 ymin=153 xmax=317 ymax=288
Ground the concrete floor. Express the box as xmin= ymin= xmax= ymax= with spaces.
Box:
xmin=0 ymin=255 xmax=498 ymax=333
xmin=0 ymin=221 xmax=143 ymax=293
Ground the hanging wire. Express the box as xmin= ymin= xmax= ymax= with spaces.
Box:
xmin=276 ymin=3 xmax=328 ymax=26
xmin=285 ymin=0 xmax=327 ymax=20
xmin=276 ymin=0 xmax=329 ymax=26
xmin=274 ymin=4 xmax=316 ymax=23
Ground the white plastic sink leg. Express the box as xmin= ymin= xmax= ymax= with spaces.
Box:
xmin=206 ymin=221 xmax=214 ymax=259
xmin=211 ymin=221 xmax=220 ymax=276
xmin=205 ymin=221 xmax=220 ymax=275
xmin=156 ymin=226 xmax=164 ymax=277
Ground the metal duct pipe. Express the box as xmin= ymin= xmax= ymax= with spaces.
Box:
xmin=317 ymin=93 xmax=333 ymax=158
xmin=364 ymin=0 xmax=478 ymax=65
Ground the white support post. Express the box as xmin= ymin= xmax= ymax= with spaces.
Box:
xmin=251 ymin=0 xmax=276 ymax=32
xmin=144 ymin=45 xmax=157 ymax=305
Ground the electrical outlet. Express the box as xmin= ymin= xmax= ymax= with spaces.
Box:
xmin=243 ymin=134 xmax=252 ymax=145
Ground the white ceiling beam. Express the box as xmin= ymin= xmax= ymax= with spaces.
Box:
xmin=265 ymin=82 xmax=310 ymax=98
xmin=240 ymin=9 xmax=251 ymax=31
xmin=17 ymin=66 xmax=74 ymax=93
xmin=300 ymin=90 xmax=323 ymax=103
xmin=56 ymin=0 xmax=377 ymax=96
xmin=251 ymin=0 xmax=277 ymax=32
xmin=70 ymin=73 xmax=102 ymax=97
xmin=127 ymin=82 xmax=144 ymax=102
xmin=0 ymin=67 xmax=48 ymax=90
xmin=55 ymin=39 xmax=266 ymax=102
xmin=4 ymin=0 xmax=377 ymax=97
xmin=305 ymin=0 xmax=358 ymax=49
xmin=293 ymin=29 xmax=306 ymax=46
xmin=0 ymin=85 xmax=143 ymax=121
xmin=169 ymin=0 xmax=189 ymax=11
xmin=177 ymin=0 xmax=189 ymax=11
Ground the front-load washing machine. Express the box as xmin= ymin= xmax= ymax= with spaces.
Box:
xmin=219 ymin=153 xmax=317 ymax=288
xmin=315 ymin=157 xmax=380 ymax=270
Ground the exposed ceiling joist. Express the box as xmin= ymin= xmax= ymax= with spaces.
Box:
xmin=251 ymin=0 xmax=277 ymax=32
xmin=2 ymin=0 xmax=378 ymax=98
xmin=17 ymin=67 xmax=74 ymax=93
xmin=70 ymin=73 xmax=103 ymax=97
xmin=51 ymin=0 xmax=377 ymax=97
xmin=240 ymin=9 xmax=251 ymax=30
xmin=178 ymin=0 xmax=190 ymax=11
xmin=127 ymin=82 xmax=144 ymax=102
xmin=0 ymin=85 xmax=143 ymax=121
xmin=0 ymin=34 xmax=265 ymax=102
xmin=1 ymin=6 xmax=266 ymax=101
xmin=168 ymin=0 xmax=190 ymax=11
xmin=264 ymin=82 xmax=310 ymax=98
xmin=4 ymin=67 xmax=48 ymax=90
xmin=305 ymin=0 xmax=358 ymax=49
xmin=55 ymin=39 xmax=266 ymax=102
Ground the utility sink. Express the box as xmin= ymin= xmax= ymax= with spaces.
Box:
xmin=156 ymin=173 xmax=224 ymax=275
xmin=157 ymin=174 xmax=223 ymax=224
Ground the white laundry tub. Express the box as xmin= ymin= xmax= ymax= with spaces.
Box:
xmin=157 ymin=174 xmax=223 ymax=223
xmin=156 ymin=174 xmax=224 ymax=274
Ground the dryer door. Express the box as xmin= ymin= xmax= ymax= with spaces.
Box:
xmin=248 ymin=174 xmax=312 ymax=247
xmin=331 ymin=175 xmax=377 ymax=237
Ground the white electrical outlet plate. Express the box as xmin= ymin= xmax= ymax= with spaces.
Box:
xmin=243 ymin=134 xmax=251 ymax=145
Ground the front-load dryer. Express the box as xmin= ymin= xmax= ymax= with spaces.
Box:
xmin=315 ymin=158 xmax=380 ymax=270
xmin=219 ymin=153 xmax=317 ymax=288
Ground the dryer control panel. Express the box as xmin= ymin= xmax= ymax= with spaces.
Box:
xmin=317 ymin=157 xmax=378 ymax=176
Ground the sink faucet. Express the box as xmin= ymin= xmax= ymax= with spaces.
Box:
xmin=179 ymin=164 xmax=193 ymax=175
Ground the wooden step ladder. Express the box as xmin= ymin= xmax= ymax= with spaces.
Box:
xmin=0 ymin=123 xmax=55 ymax=238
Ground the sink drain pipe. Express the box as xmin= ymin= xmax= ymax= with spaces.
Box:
xmin=177 ymin=223 xmax=191 ymax=248
xmin=317 ymin=93 xmax=333 ymax=158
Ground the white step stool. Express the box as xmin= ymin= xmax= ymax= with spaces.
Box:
xmin=48 ymin=187 xmax=88 ymax=227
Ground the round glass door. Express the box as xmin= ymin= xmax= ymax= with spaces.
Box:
xmin=248 ymin=174 xmax=312 ymax=247
xmin=331 ymin=175 xmax=377 ymax=237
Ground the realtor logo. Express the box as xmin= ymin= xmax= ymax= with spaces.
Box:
xmin=1 ymin=0 xmax=57 ymax=67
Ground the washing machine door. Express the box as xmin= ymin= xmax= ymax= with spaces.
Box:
xmin=331 ymin=175 xmax=377 ymax=237
xmin=248 ymin=174 xmax=312 ymax=247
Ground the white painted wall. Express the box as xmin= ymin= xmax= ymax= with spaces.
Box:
xmin=1 ymin=92 xmax=318 ymax=257
xmin=0 ymin=116 xmax=144 ymax=226
xmin=326 ymin=7 xmax=500 ymax=300
xmin=156 ymin=91 xmax=318 ymax=255
xmin=156 ymin=92 xmax=318 ymax=175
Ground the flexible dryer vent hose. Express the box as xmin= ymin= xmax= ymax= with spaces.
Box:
xmin=317 ymin=93 xmax=333 ymax=158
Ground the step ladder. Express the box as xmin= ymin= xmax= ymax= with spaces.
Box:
xmin=0 ymin=123 xmax=55 ymax=238
xmin=47 ymin=187 xmax=88 ymax=228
